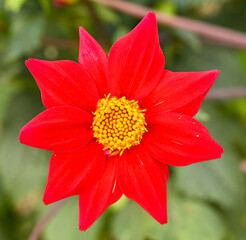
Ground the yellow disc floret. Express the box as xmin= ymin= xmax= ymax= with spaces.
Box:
xmin=92 ymin=94 xmax=147 ymax=156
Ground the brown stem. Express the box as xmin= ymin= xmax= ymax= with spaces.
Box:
xmin=91 ymin=0 xmax=246 ymax=49
xmin=28 ymin=199 xmax=68 ymax=240
xmin=240 ymin=160 xmax=246 ymax=173
xmin=205 ymin=87 xmax=246 ymax=100
xmin=42 ymin=35 xmax=239 ymax=50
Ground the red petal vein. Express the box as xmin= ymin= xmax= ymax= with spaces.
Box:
xmin=141 ymin=69 xmax=219 ymax=116
xmin=118 ymin=145 xmax=168 ymax=224
xmin=25 ymin=59 xmax=99 ymax=112
xmin=19 ymin=106 xmax=93 ymax=152
xmin=79 ymin=156 xmax=122 ymax=231
xmin=79 ymin=27 xmax=109 ymax=97
xmin=43 ymin=140 xmax=106 ymax=204
xmin=108 ymin=12 xmax=165 ymax=101
xmin=143 ymin=112 xmax=223 ymax=166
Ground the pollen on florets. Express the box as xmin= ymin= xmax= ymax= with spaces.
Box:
xmin=92 ymin=94 xmax=147 ymax=156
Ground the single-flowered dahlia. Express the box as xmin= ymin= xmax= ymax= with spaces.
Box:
xmin=19 ymin=13 xmax=223 ymax=230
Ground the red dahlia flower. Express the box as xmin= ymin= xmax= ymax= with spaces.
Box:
xmin=19 ymin=12 xmax=223 ymax=231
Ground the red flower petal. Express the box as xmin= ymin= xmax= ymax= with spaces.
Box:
xmin=43 ymin=140 xmax=106 ymax=204
xmin=143 ymin=112 xmax=223 ymax=166
xmin=118 ymin=146 xmax=168 ymax=224
xmin=79 ymin=156 xmax=122 ymax=231
xmin=19 ymin=106 xmax=93 ymax=152
xmin=79 ymin=27 xmax=109 ymax=97
xmin=108 ymin=12 xmax=165 ymax=101
xmin=25 ymin=59 xmax=99 ymax=112
xmin=141 ymin=70 xmax=219 ymax=117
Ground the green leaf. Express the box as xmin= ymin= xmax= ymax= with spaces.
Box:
xmin=170 ymin=46 xmax=245 ymax=88
xmin=111 ymin=200 xmax=147 ymax=240
xmin=164 ymin=198 xmax=226 ymax=240
xmin=94 ymin=3 xmax=120 ymax=24
xmin=4 ymin=0 xmax=27 ymax=12
xmin=5 ymin=14 xmax=45 ymax=62
xmin=173 ymin=29 xmax=202 ymax=51
xmin=38 ymin=0 xmax=52 ymax=16
xmin=0 ymin=79 xmax=18 ymax=121
xmin=111 ymin=196 xmax=225 ymax=240
xmin=154 ymin=1 xmax=177 ymax=15
xmin=171 ymin=0 xmax=227 ymax=9
xmin=174 ymin=104 xmax=246 ymax=209
xmin=238 ymin=50 xmax=246 ymax=79
xmin=195 ymin=108 xmax=210 ymax=122
xmin=0 ymin=91 xmax=47 ymax=201
xmin=174 ymin=152 xmax=242 ymax=208
xmin=44 ymin=197 xmax=105 ymax=240
xmin=223 ymin=205 xmax=246 ymax=240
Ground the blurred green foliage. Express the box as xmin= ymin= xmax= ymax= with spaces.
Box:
xmin=0 ymin=0 xmax=246 ymax=239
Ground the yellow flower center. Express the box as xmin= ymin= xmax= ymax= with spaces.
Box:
xmin=92 ymin=94 xmax=147 ymax=156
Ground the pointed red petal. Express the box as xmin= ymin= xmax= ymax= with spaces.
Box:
xmin=79 ymin=27 xmax=109 ymax=97
xmin=19 ymin=106 xmax=93 ymax=152
xmin=108 ymin=12 xmax=164 ymax=101
xmin=43 ymin=141 xmax=106 ymax=204
xmin=25 ymin=59 xmax=99 ymax=112
xmin=118 ymin=146 xmax=168 ymax=224
xmin=79 ymin=156 xmax=122 ymax=231
xmin=143 ymin=112 xmax=223 ymax=166
xmin=141 ymin=70 xmax=219 ymax=116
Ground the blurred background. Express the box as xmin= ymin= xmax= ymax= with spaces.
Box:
xmin=0 ymin=0 xmax=246 ymax=239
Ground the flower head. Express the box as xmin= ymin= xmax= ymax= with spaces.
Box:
xmin=92 ymin=94 xmax=147 ymax=155
xmin=19 ymin=12 xmax=223 ymax=231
